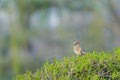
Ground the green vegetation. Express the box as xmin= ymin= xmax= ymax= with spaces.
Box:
xmin=15 ymin=48 xmax=120 ymax=80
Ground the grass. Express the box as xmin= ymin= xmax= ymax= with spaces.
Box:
xmin=15 ymin=48 xmax=120 ymax=80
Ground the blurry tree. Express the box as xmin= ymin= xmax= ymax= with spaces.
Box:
xmin=107 ymin=0 xmax=120 ymax=47
xmin=108 ymin=0 xmax=120 ymax=24
xmin=15 ymin=0 xmax=51 ymax=54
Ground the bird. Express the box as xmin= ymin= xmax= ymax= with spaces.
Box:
xmin=73 ymin=41 xmax=85 ymax=56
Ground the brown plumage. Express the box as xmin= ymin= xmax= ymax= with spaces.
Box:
xmin=73 ymin=41 xmax=85 ymax=56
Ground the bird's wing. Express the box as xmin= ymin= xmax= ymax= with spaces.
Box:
xmin=81 ymin=47 xmax=86 ymax=54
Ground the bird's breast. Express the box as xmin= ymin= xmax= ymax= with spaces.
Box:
xmin=74 ymin=47 xmax=81 ymax=55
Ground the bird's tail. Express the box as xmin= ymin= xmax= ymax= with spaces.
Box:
xmin=82 ymin=50 xmax=86 ymax=55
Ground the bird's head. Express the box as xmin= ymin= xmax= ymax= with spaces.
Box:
xmin=73 ymin=41 xmax=80 ymax=46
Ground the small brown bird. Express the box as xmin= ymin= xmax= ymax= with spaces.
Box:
xmin=73 ymin=41 xmax=85 ymax=56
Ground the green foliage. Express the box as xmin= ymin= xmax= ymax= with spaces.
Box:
xmin=15 ymin=48 xmax=120 ymax=80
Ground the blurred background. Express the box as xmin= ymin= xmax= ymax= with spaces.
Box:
xmin=0 ymin=0 xmax=120 ymax=80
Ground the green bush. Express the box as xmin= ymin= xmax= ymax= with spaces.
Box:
xmin=15 ymin=48 xmax=120 ymax=80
